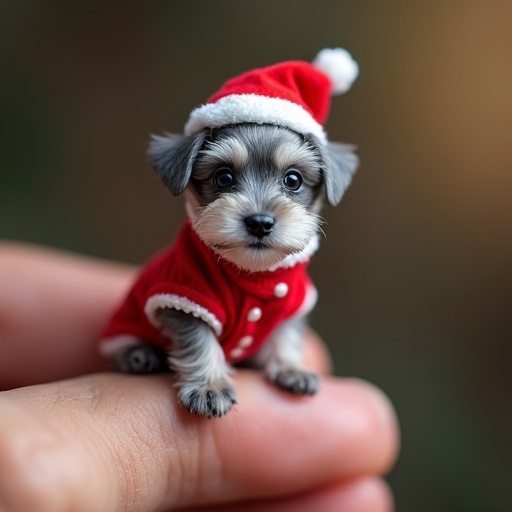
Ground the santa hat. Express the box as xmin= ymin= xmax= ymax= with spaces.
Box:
xmin=184 ymin=48 xmax=359 ymax=145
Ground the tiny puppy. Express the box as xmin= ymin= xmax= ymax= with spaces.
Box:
xmin=100 ymin=48 xmax=359 ymax=417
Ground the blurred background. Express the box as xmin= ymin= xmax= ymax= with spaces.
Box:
xmin=1 ymin=1 xmax=511 ymax=510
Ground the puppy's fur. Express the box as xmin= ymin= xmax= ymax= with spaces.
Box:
xmin=115 ymin=123 xmax=358 ymax=417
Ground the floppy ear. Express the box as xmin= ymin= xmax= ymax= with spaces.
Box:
xmin=322 ymin=141 xmax=359 ymax=206
xmin=147 ymin=130 xmax=209 ymax=196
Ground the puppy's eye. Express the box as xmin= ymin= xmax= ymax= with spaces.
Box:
xmin=283 ymin=169 xmax=303 ymax=191
xmin=213 ymin=168 xmax=235 ymax=188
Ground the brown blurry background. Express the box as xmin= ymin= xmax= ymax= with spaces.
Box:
xmin=1 ymin=1 xmax=511 ymax=510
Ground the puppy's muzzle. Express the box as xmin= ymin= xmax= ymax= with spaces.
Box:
xmin=244 ymin=214 xmax=275 ymax=238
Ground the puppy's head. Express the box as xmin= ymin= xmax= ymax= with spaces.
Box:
xmin=148 ymin=124 xmax=358 ymax=272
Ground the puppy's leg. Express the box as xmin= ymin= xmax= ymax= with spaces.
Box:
xmin=254 ymin=317 xmax=320 ymax=395
xmin=116 ymin=344 xmax=169 ymax=374
xmin=154 ymin=307 xmax=236 ymax=417
xmin=102 ymin=336 xmax=168 ymax=374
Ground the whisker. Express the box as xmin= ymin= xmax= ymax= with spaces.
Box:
xmin=310 ymin=212 xmax=327 ymax=225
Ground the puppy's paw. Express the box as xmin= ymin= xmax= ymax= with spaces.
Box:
xmin=118 ymin=345 xmax=169 ymax=374
xmin=271 ymin=367 xmax=320 ymax=395
xmin=178 ymin=382 xmax=237 ymax=418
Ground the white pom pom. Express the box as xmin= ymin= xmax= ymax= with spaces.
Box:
xmin=312 ymin=48 xmax=359 ymax=95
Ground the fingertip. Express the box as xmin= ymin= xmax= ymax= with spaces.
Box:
xmin=198 ymin=372 xmax=400 ymax=505
xmin=302 ymin=329 xmax=333 ymax=374
xmin=332 ymin=476 xmax=395 ymax=512
xmin=341 ymin=378 xmax=401 ymax=475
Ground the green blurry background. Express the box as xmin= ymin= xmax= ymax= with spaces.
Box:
xmin=1 ymin=1 xmax=511 ymax=510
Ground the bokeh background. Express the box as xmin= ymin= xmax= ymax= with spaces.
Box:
xmin=1 ymin=1 xmax=511 ymax=510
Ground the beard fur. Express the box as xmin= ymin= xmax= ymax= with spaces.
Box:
xmin=192 ymin=192 xmax=320 ymax=272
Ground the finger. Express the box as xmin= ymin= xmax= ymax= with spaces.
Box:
xmin=302 ymin=329 xmax=332 ymax=375
xmin=196 ymin=375 xmax=399 ymax=506
xmin=0 ymin=243 xmax=331 ymax=387
xmin=0 ymin=242 xmax=134 ymax=386
xmin=179 ymin=476 xmax=393 ymax=512
xmin=0 ymin=373 xmax=399 ymax=511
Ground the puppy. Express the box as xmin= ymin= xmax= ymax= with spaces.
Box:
xmin=101 ymin=123 xmax=357 ymax=417
xmin=100 ymin=49 xmax=359 ymax=417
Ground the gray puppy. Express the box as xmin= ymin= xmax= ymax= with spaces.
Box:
xmin=100 ymin=49 xmax=359 ymax=417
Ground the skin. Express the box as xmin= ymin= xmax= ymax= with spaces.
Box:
xmin=0 ymin=242 xmax=400 ymax=512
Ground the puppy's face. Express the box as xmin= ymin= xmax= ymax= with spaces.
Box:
xmin=187 ymin=125 xmax=323 ymax=271
xmin=149 ymin=124 xmax=358 ymax=272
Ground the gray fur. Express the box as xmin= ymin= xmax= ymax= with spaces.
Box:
xmin=321 ymin=140 xmax=359 ymax=206
xmin=148 ymin=131 xmax=209 ymax=196
xmin=155 ymin=307 xmax=236 ymax=418
xmin=191 ymin=124 xmax=324 ymax=209
xmin=252 ymin=316 xmax=320 ymax=395
xmin=114 ymin=123 xmax=356 ymax=416
xmin=117 ymin=345 xmax=168 ymax=374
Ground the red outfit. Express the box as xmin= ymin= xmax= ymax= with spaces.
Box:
xmin=101 ymin=222 xmax=316 ymax=363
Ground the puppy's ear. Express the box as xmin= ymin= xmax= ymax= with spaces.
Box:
xmin=148 ymin=131 xmax=208 ymax=196
xmin=322 ymin=141 xmax=359 ymax=206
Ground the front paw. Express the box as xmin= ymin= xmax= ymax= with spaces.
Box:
xmin=178 ymin=382 xmax=237 ymax=418
xmin=271 ymin=367 xmax=320 ymax=395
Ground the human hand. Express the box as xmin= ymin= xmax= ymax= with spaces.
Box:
xmin=0 ymin=243 xmax=399 ymax=512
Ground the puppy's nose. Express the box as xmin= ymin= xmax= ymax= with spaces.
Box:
xmin=244 ymin=214 xmax=275 ymax=238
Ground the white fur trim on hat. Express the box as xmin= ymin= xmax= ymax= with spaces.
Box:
xmin=144 ymin=293 xmax=223 ymax=336
xmin=312 ymin=48 xmax=359 ymax=95
xmin=184 ymin=94 xmax=327 ymax=144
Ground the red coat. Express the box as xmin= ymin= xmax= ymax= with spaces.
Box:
xmin=100 ymin=222 xmax=317 ymax=363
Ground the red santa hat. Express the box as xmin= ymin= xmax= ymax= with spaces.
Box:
xmin=184 ymin=48 xmax=359 ymax=145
